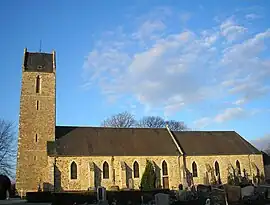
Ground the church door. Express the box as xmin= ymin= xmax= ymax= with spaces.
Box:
xmin=162 ymin=177 xmax=169 ymax=189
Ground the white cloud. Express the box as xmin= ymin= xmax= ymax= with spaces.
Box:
xmin=82 ymin=8 xmax=270 ymax=121
xmin=233 ymin=98 xmax=246 ymax=105
xmin=220 ymin=18 xmax=247 ymax=42
xmin=179 ymin=12 xmax=192 ymax=24
xmin=220 ymin=29 xmax=270 ymax=104
xmin=214 ymin=107 xmax=246 ymax=123
xmin=193 ymin=117 xmax=212 ymax=128
xmin=245 ymin=13 xmax=261 ymax=20
xmin=193 ymin=107 xmax=260 ymax=129
xmin=250 ymin=134 xmax=270 ymax=151
xmin=132 ymin=20 xmax=166 ymax=41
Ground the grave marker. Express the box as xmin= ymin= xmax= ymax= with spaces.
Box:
xmin=155 ymin=193 xmax=169 ymax=205
xmin=97 ymin=186 xmax=108 ymax=205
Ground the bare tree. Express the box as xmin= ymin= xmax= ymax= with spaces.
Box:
xmin=0 ymin=119 xmax=16 ymax=178
xmin=137 ymin=116 xmax=166 ymax=128
xmin=102 ymin=111 xmax=136 ymax=128
xmin=166 ymin=120 xmax=187 ymax=131
xmin=102 ymin=112 xmax=188 ymax=131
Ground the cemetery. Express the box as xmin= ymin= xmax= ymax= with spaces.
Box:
xmin=1 ymin=177 xmax=270 ymax=205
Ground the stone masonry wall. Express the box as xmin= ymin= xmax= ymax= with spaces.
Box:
xmin=51 ymin=156 xmax=181 ymax=191
xmin=16 ymin=71 xmax=55 ymax=194
xmin=50 ymin=154 xmax=264 ymax=192
xmin=185 ymin=154 xmax=264 ymax=185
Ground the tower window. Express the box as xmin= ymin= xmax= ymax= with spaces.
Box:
xmin=36 ymin=100 xmax=39 ymax=110
xmin=36 ymin=76 xmax=40 ymax=93
xmin=37 ymin=65 xmax=43 ymax=70
xmin=35 ymin=134 xmax=38 ymax=142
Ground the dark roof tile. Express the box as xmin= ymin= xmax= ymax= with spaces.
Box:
xmin=172 ymin=131 xmax=261 ymax=155
xmin=52 ymin=126 xmax=180 ymax=156
xmin=48 ymin=127 xmax=261 ymax=157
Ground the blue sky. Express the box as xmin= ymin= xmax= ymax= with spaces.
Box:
xmin=0 ymin=0 xmax=269 ymax=147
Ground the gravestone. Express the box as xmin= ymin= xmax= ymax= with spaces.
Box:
xmin=178 ymin=189 xmax=186 ymax=201
xmin=241 ymin=185 xmax=255 ymax=198
xmin=0 ymin=175 xmax=11 ymax=200
xmin=211 ymin=188 xmax=227 ymax=205
xmin=155 ymin=193 xmax=169 ymax=205
xmin=224 ymin=185 xmax=241 ymax=203
xmin=197 ymin=184 xmax=211 ymax=199
xmin=205 ymin=198 xmax=211 ymax=205
xmin=97 ymin=186 xmax=108 ymax=205
xmin=128 ymin=178 xmax=134 ymax=189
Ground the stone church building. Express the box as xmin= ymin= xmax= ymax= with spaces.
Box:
xmin=16 ymin=49 xmax=265 ymax=195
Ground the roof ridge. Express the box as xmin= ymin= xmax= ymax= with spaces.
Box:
xmin=56 ymin=125 xmax=168 ymax=130
xmin=56 ymin=125 xmax=236 ymax=132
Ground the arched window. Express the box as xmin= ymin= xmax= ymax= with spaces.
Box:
xmin=133 ymin=161 xmax=139 ymax=178
xmin=36 ymin=76 xmax=40 ymax=93
xmin=236 ymin=160 xmax=241 ymax=175
xmin=192 ymin=162 xmax=198 ymax=177
xmin=71 ymin=161 xmax=77 ymax=179
xmin=162 ymin=160 xmax=168 ymax=176
xmin=103 ymin=161 xmax=109 ymax=179
xmin=215 ymin=161 xmax=220 ymax=176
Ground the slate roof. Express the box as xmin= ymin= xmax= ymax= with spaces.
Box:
xmin=48 ymin=126 xmax=180 ymax=156
xmin=173 ymin=131 xmax=261 ymax=155
xmin=47 ymin=126 xmax=261 ymax=157
xmin=24 ymin=52 xmax=53 ymax=73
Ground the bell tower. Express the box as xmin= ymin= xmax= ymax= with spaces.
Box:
xmin=16 ymin=48 xmax=56 ymax=194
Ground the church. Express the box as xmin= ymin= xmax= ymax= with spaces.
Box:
xmin=16 ymin=49 xmax=265 ymax=195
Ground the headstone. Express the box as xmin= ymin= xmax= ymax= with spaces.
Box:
xmin=128 ymin=178 xmax=134 ymax=189
xmin=267 ymin=187 xmax=270 ymax=199
xmin=6 ymin=190 xmax=9 ymax=200
xmin=211 ymin=188 xmax=227 ymax=205
xmin=197 ymin=184 xmax=211 ymax=193
xmin=155 ymin=193 xmax=169 ymax=205
xmin=20 ymin=189 xmax=23 ymax=198
xmin=178 ymin=190 xmax=186 ymax=201
xmin=205 ymin=198 xmax=211 ymax=205
xmin=224 ymin=185 xmax=241 ymax=203
xmin=97 ymin=186 xmax=106 ymax=202
xmin=241 ymin=186 xmax=255 ymax=198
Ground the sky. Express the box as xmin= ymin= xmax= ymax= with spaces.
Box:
xmin=0 ymin=0 xmax=269 ymax=148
